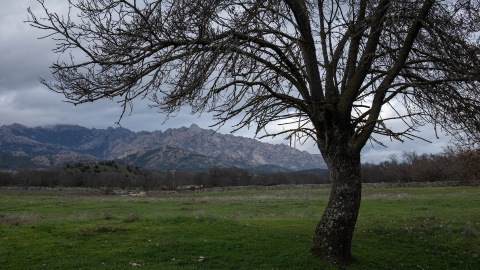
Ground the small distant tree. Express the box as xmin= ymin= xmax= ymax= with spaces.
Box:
xmin=0 ymin=172 xmax=13 ymax=186
xmin=29 ymin=0 xmax=480 ymax=266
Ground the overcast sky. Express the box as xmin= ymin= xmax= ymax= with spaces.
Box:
xmin=0 ymin=0 xmax=453 ymax=163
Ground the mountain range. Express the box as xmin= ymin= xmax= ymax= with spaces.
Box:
xmin=0 ymin=123 xmax=326 ymax=172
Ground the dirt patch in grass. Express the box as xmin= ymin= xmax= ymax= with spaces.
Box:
xmin=59 ymin=212 xmax=92 ymax=221
xmin=78 ymin=225 xmax=126 ymax=236
xmin=1 ymin=213 xmax=43 ymax=225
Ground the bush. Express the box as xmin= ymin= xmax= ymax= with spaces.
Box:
xmin=122 ymin=214 xmax=140 ymax=223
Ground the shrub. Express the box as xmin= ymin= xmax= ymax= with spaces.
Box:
xmin=122 ymin=214 xmax=140 ymax=223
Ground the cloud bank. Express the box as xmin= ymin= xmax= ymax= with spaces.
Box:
xmin=0 ymin=0 xmax=452 ymax=163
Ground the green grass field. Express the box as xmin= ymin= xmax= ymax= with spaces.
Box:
xmin=1 ymin=187 xmax=479 ymax=269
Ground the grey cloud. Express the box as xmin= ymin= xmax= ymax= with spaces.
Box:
xmin=0 ymin=0 xmax=451 ymax=163
xmin=0 ymin=1 xmax=58 ymax=90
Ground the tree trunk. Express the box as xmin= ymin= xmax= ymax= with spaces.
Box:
xmin=310 ymin=149 xmax=362 ymax=268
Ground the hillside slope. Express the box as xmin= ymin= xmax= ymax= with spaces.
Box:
xmin=0 ymin=123 xmax=326 ymax=171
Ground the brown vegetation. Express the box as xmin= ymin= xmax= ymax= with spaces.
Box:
xmin=362 ymin=148 xmax=480 ymax=183
xmin=0 ymin=147 xmax=478 ymax=189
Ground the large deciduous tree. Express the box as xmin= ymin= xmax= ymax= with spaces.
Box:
xmin=28 ymin=0 xmax=480 ymax=267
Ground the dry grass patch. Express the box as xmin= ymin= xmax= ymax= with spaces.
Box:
xmin=59 ymin=212 xmax=92 ymax=221
xmin=78 ymin=225 xmax=126 ymax=237
xmin=1 ymin=213 xmax=43 ymax=225
xmin=363 ymin=192 xmax=412 ymax=200
xmin=173 ymin=191 xmax=326 ymax=203
xmin=463 ymin=221 xmax=477 ymax=237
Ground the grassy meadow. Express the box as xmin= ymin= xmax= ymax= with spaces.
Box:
xmin=0 ymin=187 xmax=479 ymax=269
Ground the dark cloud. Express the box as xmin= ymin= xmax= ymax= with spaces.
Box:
xmin=0 ymin=0 xmax=451 ymax=163
xmin=1 ymin=1 xmax=56 ymax=89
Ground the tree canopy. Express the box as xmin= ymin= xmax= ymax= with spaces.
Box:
xmin=28 ymin=0 xmax=480 ymax=266
xmin=29 ymin=0 xmax=480 ymax=149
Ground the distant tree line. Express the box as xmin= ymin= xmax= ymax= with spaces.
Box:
xmin=0 ymin=147 xmax=477 ymax=188
xmin=0 ymin=161 xmax=329 ymax=189
xmin=362 ymin=147 xmax=479 ymax=183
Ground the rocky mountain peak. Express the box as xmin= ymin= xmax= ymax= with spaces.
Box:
xmin=0 ymin=123 xmax=326 ymax=171
xmin=189 ymin=123 xmax=203 ymax=132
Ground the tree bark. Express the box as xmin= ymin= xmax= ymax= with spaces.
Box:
xmin=310 ymin=148 xmax=362 ymax=268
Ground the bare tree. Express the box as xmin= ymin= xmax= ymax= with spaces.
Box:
xmin=444 ymin=145 xmax=480 ymax=183
xmin=28 ymin=0 xmax=480 ymax=266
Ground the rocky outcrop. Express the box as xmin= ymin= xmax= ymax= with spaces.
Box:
xmin=108 ymin=124 xmax=325 ymax=170
xmin=0 ymin=123 xmax=326 ymax=171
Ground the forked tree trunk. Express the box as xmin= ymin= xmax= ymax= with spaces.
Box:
xmin=310 ymin=149 xmax=362 ymax=268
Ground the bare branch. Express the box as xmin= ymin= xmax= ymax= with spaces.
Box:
xmin=28 ymin=0 xmax=480 ymax=154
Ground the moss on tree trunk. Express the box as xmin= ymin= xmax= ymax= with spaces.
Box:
xmin=310 ymin=149 xmax=362 ymax=268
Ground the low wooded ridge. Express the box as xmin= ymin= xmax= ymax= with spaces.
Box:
xmin=0 ymin=148 xmax=478 ymax=189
